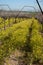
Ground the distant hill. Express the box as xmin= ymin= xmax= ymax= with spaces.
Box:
xmin=0 ymin=10 xmax=40 ymax=17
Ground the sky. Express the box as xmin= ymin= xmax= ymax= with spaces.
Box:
xmin=0 ymin=0 xmax=43 ymax=11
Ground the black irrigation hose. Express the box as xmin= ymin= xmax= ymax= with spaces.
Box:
xmin=36 ymin=0 xmax=43 ymax=33
xmin=36 ymin=0 xmax=43 ymax=15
